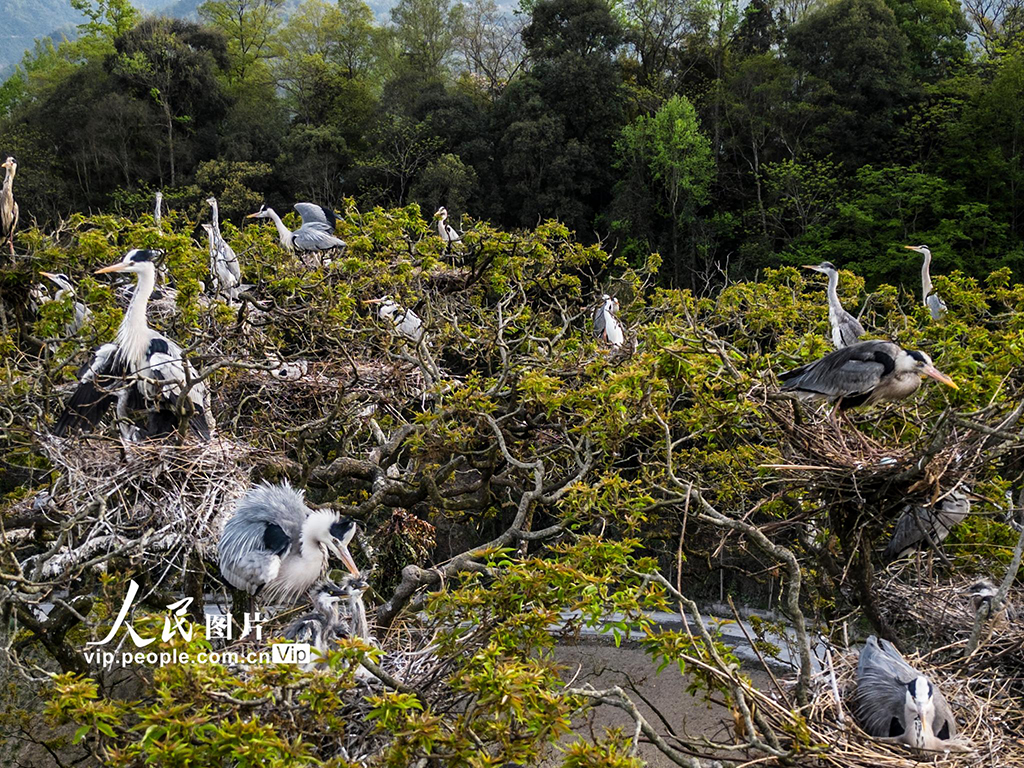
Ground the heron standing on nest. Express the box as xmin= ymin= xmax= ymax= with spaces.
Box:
xmin=366 ymin=296 xmax=425 ymax=344
xmin=53 ymin=249 xmax=212 ymax=441
xmin=435 ymin=207 xmax=461 ymax=250
xmin=780 ymin=340 xmax=957 ymax=409
xmin=218 ymin=482 xmax=361 ymax=604
xmin=854 ymin=635 xmax=959 ymax=750
xmin=803 ymin=261 xmax=865 ymax=348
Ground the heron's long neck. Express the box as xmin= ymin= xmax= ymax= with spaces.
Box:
xmin=266 ymin=208 xmax=293 ymax=249
xmin=825 ymin=271 xmax=843 ymax=314
xmin=921 ymin=252 xmax=934 ymax=301
xmin=210 ymin=201 xmax=221 ymax=236
xmin=3 ymin=166 xmax=14 ymax=193
xmin=118 ymin=267 xmax=155 ymax=361
xmin=348 ymin=593 xmax=370 ymax=640
xmin=154 ymin=194 xmax=162 ymax=223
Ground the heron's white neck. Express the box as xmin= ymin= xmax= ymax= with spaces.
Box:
xmin=264 ymin=208 xmax=294 ymax=250
xmin=920 ymin=250 xmax=934 ymax=302
xmin=3 ymin=165 xmax=14 ymax=192
xmin=210 ymin=200 xmax=221 ymax=235
xmin=117 ymin=265 xmax=156 ymax=363
xmin=824 ymin=270 xmax=843 ymax=313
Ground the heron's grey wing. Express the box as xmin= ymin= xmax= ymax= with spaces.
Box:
xmin=927 ymin=292 xmax=946 ymax=320
xmin=293 ymin=203 xmax=335 ymax=229
xmin=283 ymin=612 xmax=325 ymax=644
xmin=931 ymin=686 xmax=957 ymax=739
xmin=218 ymin=484 xmax=307 ymax=592
xmin=293 ymin=225 xmax=346 ymax=252
xmin=54 ymin=343 xmax=123 ymax=435
xmin=143 ymin=340 xmax=211 ymax=439
xmin=837 ymin=310 xmax=866 ymax=348
xmin=855 ymin=636 xmax=914 ymax=737
xmin=780 ymin=340 xmax=895 ymax=400
xmin=593 ymin=306 xmax=607 ymax=339
xmin=884 ymin=506 xmax=936 ymax=561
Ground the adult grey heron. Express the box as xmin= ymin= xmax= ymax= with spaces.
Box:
xmin=803 ymin=262 xmax=866 ymax=348
xmin=435 ymin=207 xmax=461 ymax=248
xmin=36 ymin=272 xmax=91 ymax=335
xmin=283 ymin=576 xmax=372 ymax=661
xmin=53 ymin=249 xmax=212 ymax=441
xmin=1 ymin=157 xmax=18 ymax=256
xmin=965 ymin=579 xmax=1017 ymax=621
xmin=593 ymin=294 xmax=625 ymax=349
xmin=904 ymin=245 xmax=947 ymax=320
xmin=218 ymin=482 xmax=361 ymax=604
xmin=154 ymin=191 xmax=163 ymax=227
xmin=780 ymin=340 xmax=957 ymax=409
xmin=885 ymin=490 xmax=970 ymax=562
xmin=247 ymin=203 xmax=346 ymax=254
xmin=203 ymin=197 xmax=241 ymax=300
xmin=854 ymin=635 xmax=957 ymax=749
xmin=365 ymin=296 xmax=425 ymax=343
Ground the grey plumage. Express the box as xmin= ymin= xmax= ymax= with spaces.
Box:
xmin=54 ymin=249 xmax=211 ymax=440
xmin=966 ymin=579 xmax=1018 ymax=622
xmin=203 ymin=199 xmax=241 ymax=301
xmin=592 ymin=294 xmax=624 ymax=348
xmin=218 ymin=482 xmax=360 ymax=604
xmin=803 ymin=262 xmax=866 ymax=348
xmin=1 ymin=157 xmax=19 ymax=256
xmin=855 ymin=636 xmax=956 ymax=749
xmin=248 ymin=203 xmax=346 ymax=253
xmin=905 ymin=245 xmax=947 ymax=320
xmin=780 ymin=340 xmax=957 ymax=410
xmin=36 ymin=272 xmax=91 ymax=335
xmin=885 ymin=490 xmax=971 ymax=561
xmin=367 ymin=296 xmax=425 ymax=343
xmin=283 ymin=577 xmax=373 ymax=663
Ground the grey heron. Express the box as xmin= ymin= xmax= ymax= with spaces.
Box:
xmin=154 ymin=191 xmax=163 ymax=227
xmin=35 ymin=272 xmax=91 ymax=335
xmin=283 ymin=576 xmax=372 ymax=661
xmin=780 ymin=340 xmax=957 ymax=409
xmin=203 ymin=197 xmax=241 ymax=301
xmin=247 ymin=203 xmax=346 ymax=254
xmin=593 ymin=294 xmax=625 ymax=349
xmin=53 ymin=249 xmax=212 ymax=441
xmin=365 ymin=296 xmax=425 ymax=343
xmin=435 ymin=207 xmax=461 ymax=248
xmin=965 ymin=579 xmax=1017 ymax=622
xmin=218 ymin=482 xmax=361 ymax=604
xmin=904 ymin=245 xmax=947 ymax=320
xmin=803 ymin=262 xmax=866 ymax=348
xmin=885 ymin=490 xmax=970 ymax=562
xmin=854 ymin=635 xmax=957 ymax=749
xmin=1 ymin=157 xmax=18 ymax=256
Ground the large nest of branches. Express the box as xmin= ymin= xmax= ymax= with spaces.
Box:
xmin=801 ymin=642 xmax=1024 ymax=768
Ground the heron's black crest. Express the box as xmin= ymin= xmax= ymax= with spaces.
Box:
xmin=127 ymin=248 xmax=162 ymax=263
xmin=329 ymin=518 xmax=355 ymax=543
xmin=908 ymin=350 xmax=928 ymax=364
xmin=818 ymin=261 xmax=837 ymax=271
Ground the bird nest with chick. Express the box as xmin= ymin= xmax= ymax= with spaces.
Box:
xmin=798 ymin=641 xmax=1024 ymax=767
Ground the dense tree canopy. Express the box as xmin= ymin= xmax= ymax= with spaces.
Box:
xmin=2 ymin=0 xmax=1024 ymax=287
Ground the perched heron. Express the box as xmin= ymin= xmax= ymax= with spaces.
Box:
xmin=365 ymin=296 xmax=425 ymax=343
xmin=247 ymin=203 xmax=346 ymax=253
xmin=803 ymin=262 xmax=865 ymax=348
xmin=905 ymin=245 xmax=947 ymax=320
xmin=203 ymin=197 xmax=241 ymax=301
xmin=855 ymin=636 xmax=957 ymax=749
xmin=885 ymin=490 xmax=971 ymax=562
xmin=35 ymin=272 xmax=91 ymax=335
xmin=965 ymin=579 xmax=1017 ymax=622
xmin=53 ymin=249 xmax=212 ymax=441
xmin=435 ymin=207 xmax=461 ymax=248
xmin=218 ymin=482 xmax=361 ymax=604
xmin=283 ymin=576 xmax=372 ymax=662
xmin=593 ymin=294 xmax=625 ymax=349
xmin=780 ymin=340 xmax=957 ymax=409
xmin=1 ymin=157 xmax=19 ymax=256
xmin=154 ymin=191 xmax=163 ymax=227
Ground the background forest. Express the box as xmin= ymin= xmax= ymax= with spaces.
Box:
xmin=2 ymin=0 xmax=1023 ymax=290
